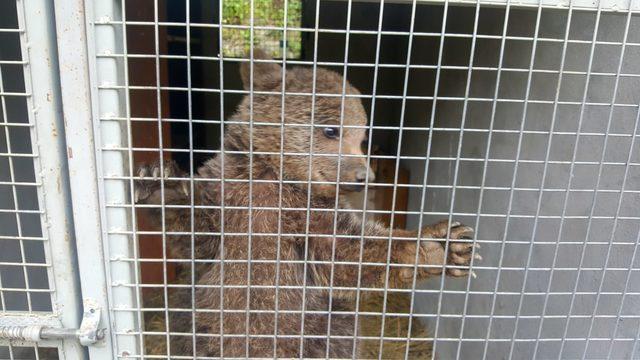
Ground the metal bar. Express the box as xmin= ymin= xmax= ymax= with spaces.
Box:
xmin=185 ymin=0 xmax=197 ymax=357
xmin=299 ymin=0 xmax=322 ymax=355
xmin=90 ymin=116 xmax=640 ymax=135
xmin=90 ymin=83 xmax=640 ymax=103
xmin=52 ymin=0 xmax=115 ymax=357
xmin=402 ymin=0 xmax=454 ymax=356
xmin=0 ymin=302 xmax=103 ymax=346
xmin=109 ymin=304 xmax=640 ymax=314
xmin=325 ymin=0 xmax=354 ymax=356
xmin=351 ymin=0 xmax=386 ymax=357
xmin=447 ymin=0 xmax=484 ymax=357
xmin=414 ymin=0 xmax=452 ymax=353
xmin=90 ymin=0 xmax=140 ymax=356
xmin=106 ymin=211 xmax=640 ymax=223
xmin=434 ymin=0 xmax=482 ymax=353
xmin=91 ymin=57 xmax=640 ymax=77
xmin=17 ymin=0 xmax=86 ymax=355
xmin=272 ymin=0 xmax=290 ymax=355
xmin=91 ymin=22 xmax=640 ymax=38
xmin=217 ymin=0 xmax=227 ymax=356
xmin=377 ymin=0 xmax=419 ymax=358
xmin=93 ymin=147 xmax=640 ymax=159
xmin=100 ymin=333 xmax=640 ymax=341
xmin=118 ymin=0 xmax=145 ymax=356
xmin=245 ymin=1 xmax=256 ymax=357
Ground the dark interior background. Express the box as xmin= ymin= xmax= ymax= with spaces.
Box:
xmin=154 ymin=1 xmax=490 ymax=171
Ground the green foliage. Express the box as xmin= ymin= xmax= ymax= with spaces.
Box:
xmin=222 ymin=0 xmax=302 ymax=59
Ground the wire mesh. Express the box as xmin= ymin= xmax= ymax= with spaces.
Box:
xmin=0 ymin=0 xmax=53 ymax=315
xmin=0 ymin=345 xmax=59 ymax=360
xmin=90 ymin=0 xmax=640 ymax=358
xmin=0 ymin=0 xmax=61 ymax=358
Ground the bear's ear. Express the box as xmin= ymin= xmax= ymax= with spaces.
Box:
xmin=240 ymin=48 xmax=282 ymax=90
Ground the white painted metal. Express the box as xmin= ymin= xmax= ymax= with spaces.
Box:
xmin=20 ymin=0 xmax=84 ymax=353
xmin=85 ymin=0 xmax=141 ymax=356
xmin=351 ymin=0 xmax=639 ymax=11
xmin=51 ymin=0 xmax=115 ymax=358
xmin=0 ymin=0 xmax=86 ymax=358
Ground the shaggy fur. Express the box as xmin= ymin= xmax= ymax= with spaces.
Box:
xmin=135 ymin=52 xmax=478 ymax=358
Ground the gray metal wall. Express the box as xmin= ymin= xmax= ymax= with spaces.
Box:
xmin=402 ymin=7 xmax=640 ymax=359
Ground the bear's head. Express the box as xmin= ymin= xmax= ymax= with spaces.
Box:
xmin=225 ymin=50 xmax=375 ymax=199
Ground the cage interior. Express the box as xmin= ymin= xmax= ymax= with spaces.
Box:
xmin=117 ymin=1 xmax=640 ymax=359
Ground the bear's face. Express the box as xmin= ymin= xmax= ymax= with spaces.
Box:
xmin=226 ymin=52 xmax=374 ymax=199
xmin=302 ymin=94 xmax=374 ymax=198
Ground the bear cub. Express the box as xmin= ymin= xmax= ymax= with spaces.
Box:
xmin=135 ymin=51 xmax=480 ymax=358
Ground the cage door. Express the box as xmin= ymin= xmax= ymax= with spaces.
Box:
xmin=0 ymin=0 xmax=89 ymax=358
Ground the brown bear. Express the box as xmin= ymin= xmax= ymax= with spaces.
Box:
xmin=135 ymin=51 xmax=479 ymax=358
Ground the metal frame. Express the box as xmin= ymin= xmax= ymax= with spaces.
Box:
xmin=0 ymin=0 xmax=88 ymax=358
xmin=47 ymin=0 xmax=640 ymax=359
xmin=52 ymin=0 xmax=116 ymax=358
xmin=352 ymin=0 xmax=639 ymax=11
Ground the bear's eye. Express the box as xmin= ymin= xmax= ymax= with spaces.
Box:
xmin=323 ymin=127 xmax=340 ymax=139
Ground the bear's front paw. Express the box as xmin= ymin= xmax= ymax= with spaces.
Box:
xmin=424 ymin=220 xmax=480 ymax=277
xmin=134 ymin=161 xmax=187 ymax=203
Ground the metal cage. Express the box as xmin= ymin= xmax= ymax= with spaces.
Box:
xmin=1 ymin=0 xmax=639 ymax=359
xmin=0 ymin=0 xmax=84 ymax=358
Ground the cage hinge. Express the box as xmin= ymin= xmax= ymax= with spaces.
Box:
xmin=0 ymin=299 xmax=105 ymax=346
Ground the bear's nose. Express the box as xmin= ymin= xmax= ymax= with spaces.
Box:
xmin=355 ymin=167 xmax=375 ymax=183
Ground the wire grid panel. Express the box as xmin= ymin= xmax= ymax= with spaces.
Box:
xmin=0 ymin=345 xmax=60 ymax=360
xmin=0 ymin=0 xmax=85 ymax=358
xmin=89 ymin=0 xmax=640 ymax=358
xmin=0 ymin=0 xmax=51 ymax=317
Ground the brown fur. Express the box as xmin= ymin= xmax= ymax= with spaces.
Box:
xmin=135 ymin=51 xmax=477 ymax=358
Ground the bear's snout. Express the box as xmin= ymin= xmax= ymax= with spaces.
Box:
xmin=340 ymin=165 xmax=375 ymax=192
xmin=355 ymin=167 xmax=375 ymax=184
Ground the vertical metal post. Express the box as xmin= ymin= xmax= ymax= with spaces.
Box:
xmin=326 ymin=1 xmax=354 ymax=356
xmin=52 ymin=0 xmax=115 ymax=358
xmin=299 ymin=1 xmax=321 ymax=356
xmin=90 ymin=0 xmax=140 ymax=356
xmin=18 ymin=0 xmax=85 ymax=357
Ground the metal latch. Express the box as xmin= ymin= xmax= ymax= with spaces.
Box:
xmin=0 ymin=300 xmax=104 ymax=346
